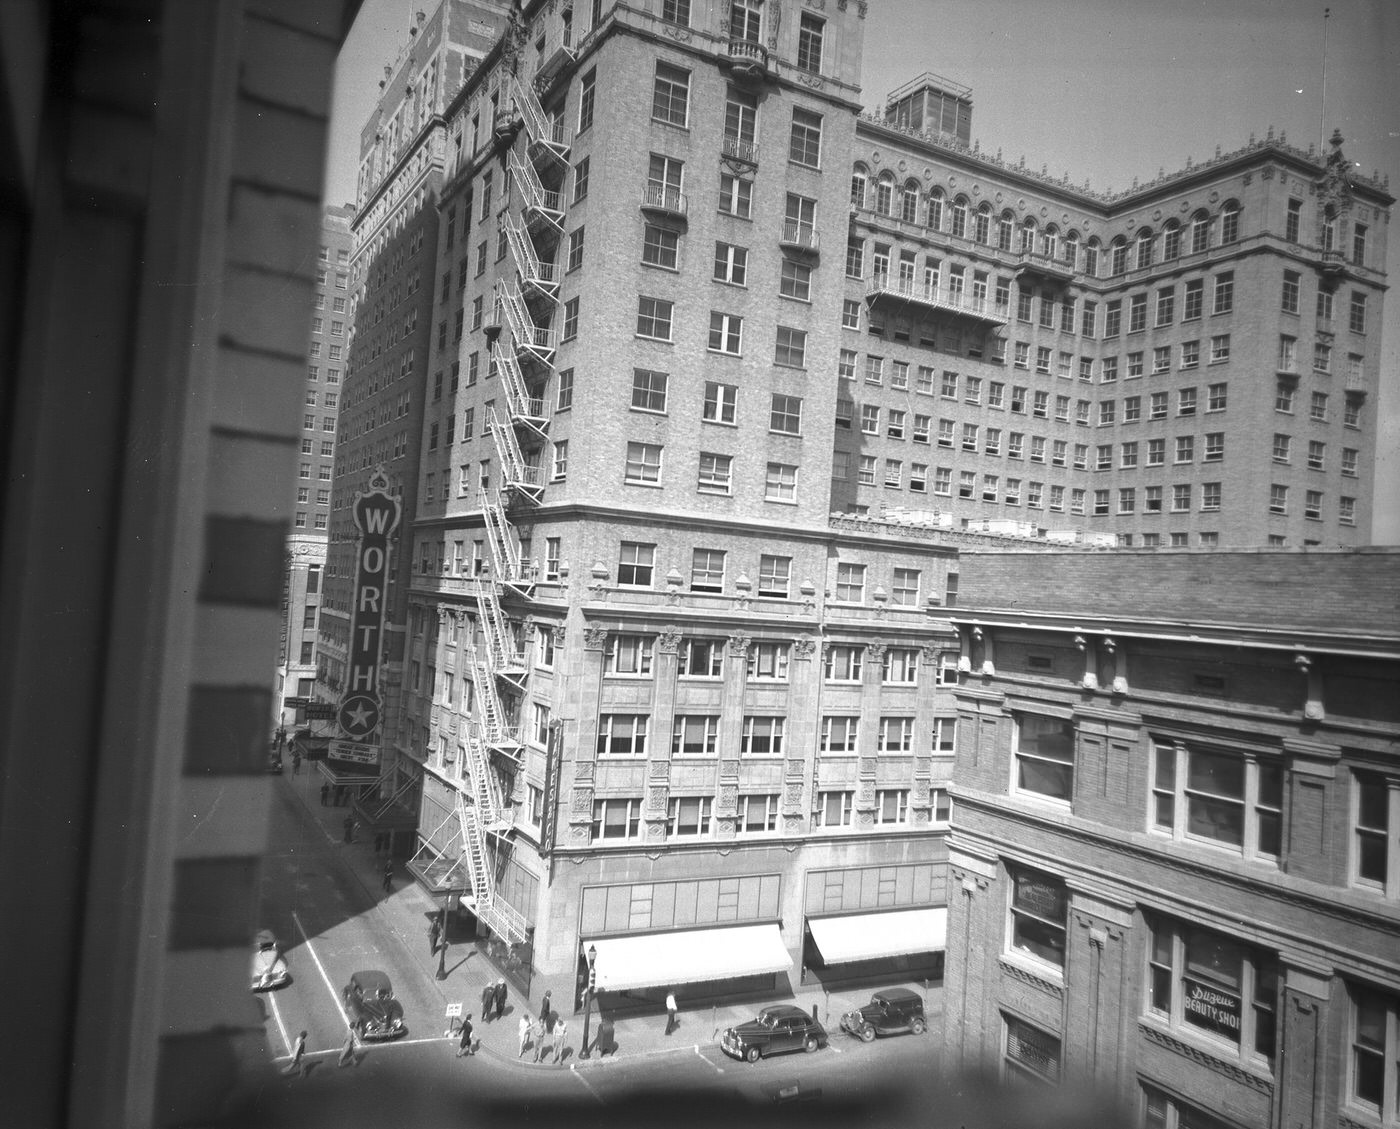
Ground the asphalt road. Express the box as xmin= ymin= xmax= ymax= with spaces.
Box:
xmin=220 ymin=771 xmax=1127 ymax=1129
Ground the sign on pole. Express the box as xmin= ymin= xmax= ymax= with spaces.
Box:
xmin=339 ymin=468 xmax=400 ymax=745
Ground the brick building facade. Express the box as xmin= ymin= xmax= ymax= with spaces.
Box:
xmin=942 ymin=549 xmax=1400 ymax=1128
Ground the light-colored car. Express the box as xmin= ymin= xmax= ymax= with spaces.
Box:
xmin=250 ymin=929 xmax=290 ymax=992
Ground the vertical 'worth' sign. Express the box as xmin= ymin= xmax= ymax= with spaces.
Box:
xmin=338 ymin=468 xmax=401 ymax=743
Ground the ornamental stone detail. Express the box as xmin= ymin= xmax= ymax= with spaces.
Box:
xmin=583 ymin=625 xmax=609 ymax=650
xmin=1137 ymin=1024 xmax=1275 ymax=1095
xmin=999 ymin=960 xmax=1064 ymax=999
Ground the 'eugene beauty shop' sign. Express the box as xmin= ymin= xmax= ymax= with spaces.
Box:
xmin=337 ymin=469 xmax=401 ymax=744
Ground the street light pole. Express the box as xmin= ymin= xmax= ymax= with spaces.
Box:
xmin=435 ymin=903 xmax=449 ymax=981
xmin=579 ymin=943 xmax=597 ymax=1059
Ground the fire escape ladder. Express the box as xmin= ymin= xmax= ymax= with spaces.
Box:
xmin=513 ymin=74 xmax=570 ymax=162
xmin=493 ymin=343 xmax=548 ymax=437
xmin=504 ymin=211 xmax=558 ymax=301
xmin=488 ymin=405 xmax=544 ymax=502
xmin=473 ymin=586 xmax=527 ymax=681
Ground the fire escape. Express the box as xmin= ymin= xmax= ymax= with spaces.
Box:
xmin=412 ymin=74 xmax=568 ymax=950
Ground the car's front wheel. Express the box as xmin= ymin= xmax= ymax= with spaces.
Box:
xmin=859 ymin=1025 xmax=876 ymax=1043
xmin=745 ymin=1045 xmax=761 ymax=1064
xmin=804 ymin=1036 xmax=819 ymax=1053
xmin=910 ymin=1017 xmax=926 ymax=1035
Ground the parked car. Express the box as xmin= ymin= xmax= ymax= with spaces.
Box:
xmin=720 ymin=1004 xmax=828 ymax=1063
xmin=345 ymin=970 xmax=407 ymax=1040
xmin=839 ymin=987 xmax=926 ymax=1042
xmin=250 ymin=929 xmax=290 ymax=992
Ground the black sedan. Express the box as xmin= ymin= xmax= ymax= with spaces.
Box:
xmin=720 ymin=1004 xmax=828 ymax=1063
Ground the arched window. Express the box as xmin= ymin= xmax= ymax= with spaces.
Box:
xmin=1020 ymin=217 xmax=1037 ymax=254
xmin=1110 ymin=236 xmax=1129 ymax=275
xmin=1083 ymin=237 xmax=1101 ymax=277
xmin=998 ymin=211 xmax=1015 ymax=251
xmin=1161 ymin=221 xmax=1181 ymax=261
xmin=1220 ymin=201 xmax=1240 ymax=245
xmin=901 ymin=180 xmax=920 ymax=224
xmin=1190 ymin=209 xmax=1211 ymax=254
xmin=1041 ymin=224 xmax=1058 ymax=260
xmin=1062 ymin=230 xmax=1079 ymax=267
xmin=974 ymin=204 xmax=992 ymax=244
xmin=950 ymin=196 xmax=968 ymax=238
xmin=927 ymin=190 xmax=945 ymax=231
xmin=1136 ymin=227 xmax=1154 ymax=270
xmin=874 ymin=173 xmax=895 ymax=216
xmin=849 ymin=167 xmax=868 ymax=211
xmin=1322 ymin=206 xmax=1336 ymax=251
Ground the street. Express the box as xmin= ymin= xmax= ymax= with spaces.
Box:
xmin=217 ymin=769 xmax=1120 ymax=1129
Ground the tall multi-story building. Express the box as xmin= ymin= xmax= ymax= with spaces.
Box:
xmin=941 ymin=548 xmax=1400 ymax=1129
xmin=278 ymin=203 xmax=353 ymax=727
xmin=327 ymin=0 xmax=1390 ymax=1051
xmin=318 ymin=1 xmax=513 ymax=817
xmin=844 ymin=91 xmax=1390 ymax=548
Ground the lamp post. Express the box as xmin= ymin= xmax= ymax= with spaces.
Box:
xmin=435 ymin=902 xmax=449 ymax=981
xmin=579 ymin=943 xmax=597 ymax=1059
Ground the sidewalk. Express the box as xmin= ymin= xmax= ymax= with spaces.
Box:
xmin=281 ymin=767 xmax=942 ymax=1070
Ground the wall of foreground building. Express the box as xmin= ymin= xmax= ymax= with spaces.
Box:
xmin=940 ymin=548 xmax=1400 ymax=1129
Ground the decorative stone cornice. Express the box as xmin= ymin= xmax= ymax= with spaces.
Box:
xmin=1138 ymin=1023 xmax=1274 ymax=1095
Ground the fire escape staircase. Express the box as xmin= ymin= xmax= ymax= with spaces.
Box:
xmin=466 ymin=645 xmax=525 ymax=764
xmin=480 ymin=488 xmax=536 ymax=597
xmin=488 ymin=406 xmax=544 ymax=503
xmin=455 ymin=788 xmax=530 ymax=946
xmin=497 ymin=282 xmax=556 ymax=367
xmin=513 ymin=73 xmax=570 ymax=164
xmin=508 ymin=152 xmax=563 ymax=236
xmin=504 ymin=211 xmax=558 ymax=306
xmin=473 ymin=583 xmax=528 ymax=686
xmin=492 ymin=343 xmax=549 ymax=438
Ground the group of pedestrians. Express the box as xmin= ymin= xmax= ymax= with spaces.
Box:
xmin=515 ymin=1002 xmax=567 ymax=1063
xmin=479 ymin=977 xmax=510 ymax=1022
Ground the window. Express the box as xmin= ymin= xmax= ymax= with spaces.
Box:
xmin=690 ymin=548 xmax=726 ymax=592
xmin=1285 ymin=198 xmax=1302 ymax=242
xmin=1152 ymin=739 xmax=1283 ymax=859
xmin=1146 ymin=917 xmax=1278 ymax=1063
xmin=1004 ymin=1017 xmax=1061 ymax=1085
xmin=550 ymin=440 xmax=568 ymax=481
xmin=672 ymin=716 xmax=719 ymax=757
xmin=1008 ymin=867 xmax=1068 ymax=971
xmin=555 ymin=368 xmax=574 ymax=411
xmin=756 ymin=555 xmax=791 ymax=598
xmin=1183 ymin=279 xmax=1203 ymax=320
xmin=577 ymin=68 xmax=596 ymax=132
xmin=769 ymin=394 xmax=802 ymax=436
xmin=739 ymin=794 xmax=779 ymax=833
xmin=883 ymin=646 xmax=920 ymax=683
xmin=708 ymin=311 xmax=743 ymax=354
xmin=774 ymin=326 xmax=806 ymax=367
xmin=1305 ymin=489 xmax=1322 ymax=520
xmin=783 ymin=260 xmax=814 ymax=302
xmin=1155 ymin=287 xmax=1175 ymax=327
xmin=597 ymin=714 xmax=649 ymax=755
xmin=662 ymin=0 xmax=691 ymax=25
xmin=1353 ymin=222 xmax=1368 ymax=266
xmin=1104 ymin=300 xmax=1121 ymax=337
xmin=1213 ymin=272 xmax=1234 ymax=315
xmin=1275 ymin=382 xmax=1294 ymax=414
xmin=565 ymin=225 xmax=585 ymax=272
xmin=642 ymin=224 xmax=679 ymax=268
xmin=625 ymin=442 xmax=662 ymax=484
xmin=605 ymin=635 xmax=654 ymax=677
xmin=1129 ymin=292 xmax=1147 ymax=333
xmin=816 ymin=790 xmax=853 ymax=828
xmin=572 ymin=155 xmax=590 ymax=202
xmin=1269 ymin=484 xmax=1288 ymax=514
xmin=1209 ymin=334 xmax=1230 ymax=363
xmin=652 ymin=61 xmax=690 ymax=126
xmin=697 ymin=452 xmax=732 ymax=494
xmin=835 ymin=562 xmax=865 ymax=602
xmin=741 ymin=716 xmax=785 ymax=756
xmin=1281 ymin=270 xmax=1300 ymax=314
xmin=891 ymin=569 xmax=920 ymax=607
xmin=875 ymin=790 xmax=909 ymax=825
xmin=746 ymin=641 xmax=790 ymax=681
xmin=877 ymin=717 xmax=914 ymax=754
xmin=703 ymin=381 xmax=737 ymax=425
xmin=713 ymin=241 xmax=748 ymax=285
xmin=591 ymin=797 xmax=641 ymax=840
xmin=860 ymin=405 xmax=879 ymax=435
xmin=1345 ymin=392 xmax=1362 ymax=428
xmin=631 ymin=368 xmax=668 ymax=413
xmin=1014 ymin=713 xmax=1075 ymax=802
xmin=1311 ymin=390 xmax=1329 ymax=421
xmin=824 ymin=644 xmax=863 ymax=682
xmin=668 ymin=796 xmax=711 ymax=837
xmin=789 ymin=106 xmax=822 ymax=167
xmin=1350 ymin=290 xmax=1368 ymax=333
xmin=1307 ymin=439 xmax=1326 ymax=472
xmin=821 ymin=716 xmax=859 ymax=754
xmin=765 ymin=462 xmax=797 ymax=502
xmin=636 ymin=296 xmax=673 ymax=340
xmin=719 ymin=171 xmax=752 ymax=218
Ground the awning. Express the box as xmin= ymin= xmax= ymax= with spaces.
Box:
xmin=589 ymin=923 xmax=791 ymax=992
xmin=807 ymin=907 xmax=947 ymax=964
xmin=316 ymin=761 xmax=378 ymax=786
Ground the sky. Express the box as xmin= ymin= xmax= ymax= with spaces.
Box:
xmin=324 ymin=0 xmax=1400 ymax=542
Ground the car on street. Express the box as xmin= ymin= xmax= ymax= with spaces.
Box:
xmin=720 ymin=1004 xmax=828 ymax=1063
xmin=345 ymin=970 xmax=407 ymax=1040
xmin=250 ymin=929 xmax=290 ymax=992
xmin=839 ymin=987 xmax=926 ymax=1041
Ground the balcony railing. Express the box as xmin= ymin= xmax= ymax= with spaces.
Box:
xmin=865 ymin=273 xmax=1008 ymax=326
xmin=779 ymin=222 xmax=819 ymax=254
xmin=1014 ymin=250 xmax=1075 ymax=286
xmin=721 ymin=136 xmax=758 ymax=166
xmin=724 ymin=37 xmax=769 ymax=81
xmin=640 ymin=185 xmax=688 ymax=218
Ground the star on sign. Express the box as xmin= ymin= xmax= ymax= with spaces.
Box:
xmin=344 ymin=701 xmax=374 ymax=729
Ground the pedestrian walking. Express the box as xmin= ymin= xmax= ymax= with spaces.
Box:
xmin=291 ymin=752 xmax=301 ymax=774
xmin=336 ymin=1023 xmax=359 ymax=1068
xmin=281 ymin=1030 xmax=308 ymax=1078
xmin=665 ymin=989 xmax=678 ymax=1035
xmin=532 ymin=1013 xmax=547 ymax=1062
xmin=456 ymin=1014 xmax=474 ymax=1057
xmin=320 ymin=782 xmax=329 ymax=806
xmin=494 ymin=978 xmax=508 ymax=1019
xmin=551 ymin=1017 xmax=567 ymax=1063
xmin=429 ymin=915 xmax=442 ymax=957
xmin=517 ymin=1012 xmax=531 ymax=1058
xmin=480 ymin=982 xmax=496 ymax=1023
xmin=381 ymin=858 xmax=393 ymax=894
xmin=540 ymin=989 xmax=552 ymax=1028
